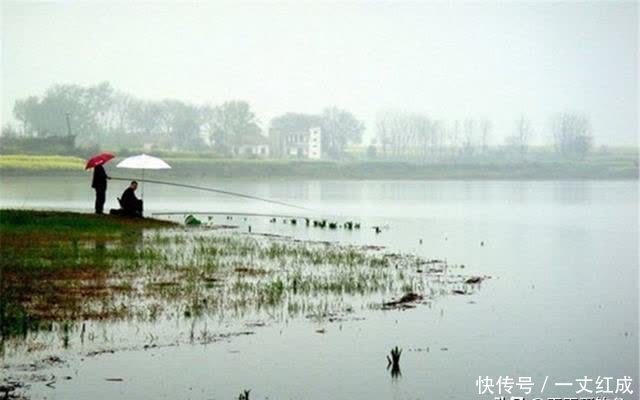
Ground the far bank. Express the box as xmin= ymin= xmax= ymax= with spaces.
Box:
xmin=0 ymin=153 xmax=637 ymax=180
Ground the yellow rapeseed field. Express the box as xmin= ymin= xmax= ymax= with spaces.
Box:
xmin=0 ymin=155 xmax=85 ymax=170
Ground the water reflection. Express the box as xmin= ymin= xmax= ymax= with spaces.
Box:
xmin=551 ymin=181 xmax=591 ymax=205
xmin=389 ymin=364 xmax=402 ymax=379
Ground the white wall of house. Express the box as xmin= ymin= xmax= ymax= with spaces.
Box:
xmin=308 ymin=127 xmax=322 ymax=159
xmin=281 ymin=127 xmax=322 ymax=159
xmin=238 ymin=144 xmax=269 ymax=157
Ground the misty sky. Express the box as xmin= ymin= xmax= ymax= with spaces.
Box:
xmin=2 ymin=1 xmax=638 ymax=145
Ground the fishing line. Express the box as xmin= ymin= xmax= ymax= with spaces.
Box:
xmin=109 ymin=176 xmax=311 ymax=211
xmin=151 ymin=211 xmax=304 ymax=219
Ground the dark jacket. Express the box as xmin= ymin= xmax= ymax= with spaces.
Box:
xmin=121 ymin=187 xmax=139 ymax=212
xmin=92 ymin=165 xmax=108 ymax=190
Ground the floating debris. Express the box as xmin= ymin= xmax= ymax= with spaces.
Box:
xmin=87 ymin=349 xmax=116 ymax=357
xmin=464 ymin=276 xmax=484 ymax=284
xmin=361 ymin=244 xmax=385 ymax=251
xmin=383 ymin=292 xmax=424 ymax=309
xmin=184 ymin=214 xmax=202 ymax=226
xmin=45 ymin=356 xmax=63 ymax=365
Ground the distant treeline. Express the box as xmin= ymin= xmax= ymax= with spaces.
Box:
xmin=3 ymin=82 xmax=364 ymax=159
xmin=2 ymin=81 xmax=600 ymax=161
xmin=0 ymin=135 xmax=77 ymax=155
xmin=372 ymin=111 xmax=594 ymax=161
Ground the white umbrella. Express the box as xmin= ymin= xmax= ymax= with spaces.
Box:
xmin=116 ymin=154 xmax=171 ymax=198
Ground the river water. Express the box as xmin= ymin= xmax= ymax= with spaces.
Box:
xmin=1 ymin=176 xmax=638 ymax=399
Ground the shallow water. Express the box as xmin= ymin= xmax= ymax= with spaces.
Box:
xmin=1 ymin=177 xmax=638 ymax=399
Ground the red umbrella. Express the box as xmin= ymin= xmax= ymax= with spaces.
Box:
xmin=85 ymin=152 xmax=115 ymax=169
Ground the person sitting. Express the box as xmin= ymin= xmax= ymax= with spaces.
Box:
xmin=111 ymin=181 xmax=143 ymax=217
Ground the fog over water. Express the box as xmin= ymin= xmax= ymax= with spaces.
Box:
xmin=2 ymin=1 xmax=638 ymax=145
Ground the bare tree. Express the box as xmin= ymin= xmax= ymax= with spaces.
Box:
xmin=202 ymin=100 xmax=261 ymax=154
xmin=375 ymin=111 xmax=439 ymax=161
xmin=448 ymin=119 xmax=461 ymax=158
xmin=320 ymin=107 xmax=365 ymax=159
xmin=550 ymin=112 xmax=593 ymax=159
xmin=479 ymin=118 xmax=492 ymax=154
xmin=506 ymin=115 xmax=533 ymax=158
xmin=462 ymin=118 xmax=475 ymax=156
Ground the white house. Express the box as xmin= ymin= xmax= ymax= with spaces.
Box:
xmin=281 ymin=127 xmax=322 ymax=159
xmin=234 ymin=133 xmax=270 ymax=158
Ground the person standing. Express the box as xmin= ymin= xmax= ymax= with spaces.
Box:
xmin=92 ymin=164 xmax=109 ymax=214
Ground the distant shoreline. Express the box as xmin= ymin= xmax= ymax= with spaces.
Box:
xmin=0 ymin=154 xmax=637 ymax=180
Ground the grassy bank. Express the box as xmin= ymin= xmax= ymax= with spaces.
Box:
xmin=0 ymin=210 xmax=176 ymax=339
xmin=0 ymin=153 xmax=637 ymax=180
xmin=0 ymin=209 xmax=174 ymax=237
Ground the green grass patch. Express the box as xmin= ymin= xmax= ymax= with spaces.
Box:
xmin=0 ymin=209 xmax=175 ymax=236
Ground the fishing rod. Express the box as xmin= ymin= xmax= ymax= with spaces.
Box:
xmin=151 ymin=211 xmax=305 ymax=219
xmin=109 ymin=176 xmax=311 ymax=211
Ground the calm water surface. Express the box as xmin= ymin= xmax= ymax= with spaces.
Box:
xmin=1 ymin=177 xmax=638 ymax=399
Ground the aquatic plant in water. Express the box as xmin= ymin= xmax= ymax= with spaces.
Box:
xmin=1 ymin=226 xmax=482 ymax=358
